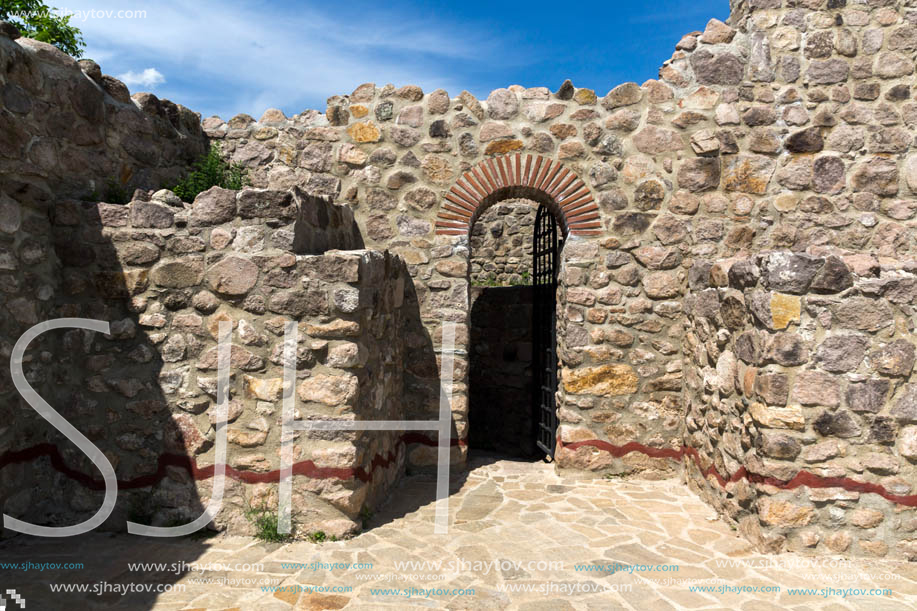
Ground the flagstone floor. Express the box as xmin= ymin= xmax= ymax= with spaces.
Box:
xmin=2 ymin=454 xmax=915 ymax=610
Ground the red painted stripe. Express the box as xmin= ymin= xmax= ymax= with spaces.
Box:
xmin=557 ymin=439 xmax=917 ymax=508
xmin=0 ymin=435 xmax=467 ymax=490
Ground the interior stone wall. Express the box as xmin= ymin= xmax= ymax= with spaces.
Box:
xmin=684 ymin=251 xmax=917 ymax=560
xmin=3 ymin=184 xmax=410 ymax=538
xmin=469 ymin=201 xmax=535 ymax=286
xmin=204 ymin=0 xmax=917 ymax=490
xmin=3 ymin=0 xmax=917 ymax=555
xmin=0 ymin=35 xmax=206 ymax=198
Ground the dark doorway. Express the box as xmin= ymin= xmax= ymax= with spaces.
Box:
xmin=468 ymin=202 xmax=561 ymax=459
xmin=469 ymin=286 xmax=536 ymax=457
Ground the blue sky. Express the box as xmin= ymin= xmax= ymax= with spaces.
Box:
xmin=63 ymin=0 xmax=729 ymax=120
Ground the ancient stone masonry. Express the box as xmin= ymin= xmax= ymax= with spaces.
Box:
xmin=0 ymin=35 xmax=206 ymax=197
xmin=470 ymin=201 xmax=535 ymax=286
xmin=3 ymin=0 xmax=917 ymax=557
xmin=4 ymin=184 xmax=410 ymax=537
xmin=685 ymin=252 xmax=917 ymax=560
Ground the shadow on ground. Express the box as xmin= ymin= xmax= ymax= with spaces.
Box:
xmin=363 ymin=451 xmax=542 ymax=532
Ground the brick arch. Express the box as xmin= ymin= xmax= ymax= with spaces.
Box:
xmin=435 ymin=154 xmax=601 ymax=237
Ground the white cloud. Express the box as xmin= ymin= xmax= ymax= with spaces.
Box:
xmin=116 ymin=67 xmax=165 ymax=88
xmin=63 ymin=0 xmax=529 ymax=118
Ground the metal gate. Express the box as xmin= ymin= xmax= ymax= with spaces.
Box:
xmin=533 ymin=205 xmax=562 ymax=458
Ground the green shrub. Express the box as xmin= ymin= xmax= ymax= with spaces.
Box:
xmin=103 ymin=178 xmax=131 ymax=205
xmin=172 ymin=143 xmax=248 ymax=202
xmin=471 ymin=271 xmax=533 ymax=287
xmin=245 ymin=504 xmax=293 ymax=544
xmin=359 ymin=506 xmax=374 ymax=529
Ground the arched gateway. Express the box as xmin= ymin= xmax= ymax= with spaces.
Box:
xmin=448 ymin=155 xmax=596 ymax=459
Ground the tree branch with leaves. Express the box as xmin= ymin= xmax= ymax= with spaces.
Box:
xmin=0 ymin=0 xmax=85 ymax=57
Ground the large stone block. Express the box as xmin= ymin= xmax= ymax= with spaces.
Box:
xmin=722 ymin=155 xmax=776 ymax=194
xmin=191 ymin=186 xmax=237 ymax=224
xmin=298 ymin=373 xmax=358 ymax=406
xmin=562 ymin=365 xmax=639 ymax=396
xmin=758 ymin=498 xmax=815 ymax=527
xmin=205 ymin=256 xmax=259 ymax=296
xmin=151 ymin=260 xmax=204 ymax=288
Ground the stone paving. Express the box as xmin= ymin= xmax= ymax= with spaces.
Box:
xmin=2 ymin=454 xmax=915 ymax=610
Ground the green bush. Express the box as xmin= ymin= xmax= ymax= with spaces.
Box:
xmin=471 ymin=271 xmax=533 ymax=287
xmin=172 ymin=143 xmax=248 ymax=202
xmin=102 ymin=178 xmax=131 ymax=204
xmin=245 ymin=504 xmax=293 ymax=544
xmin=359 ymin=506 xmax=374 ymax=529
xmin=1 ymin=0 xmax=85 ymax=57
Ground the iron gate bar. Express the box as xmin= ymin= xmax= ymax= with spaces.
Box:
xmin=532 ymin=205 xmax=561 ymax=458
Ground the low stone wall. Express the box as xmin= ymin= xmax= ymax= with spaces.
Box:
xmin=470 ymin=201 xmax=535 ymax=286
xmin=1 ymin=186 xmax=410 ymax=538
xmin=684 ymin=251 xmax=917 ymax=560
xmin=0 ymin=32 xmax=206 ymax=198
xmin=468 ymin=286 xmax=535 ymax=457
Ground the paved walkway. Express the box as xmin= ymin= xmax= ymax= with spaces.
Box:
xmin=2 ymin=455 xmax=915 ymax=610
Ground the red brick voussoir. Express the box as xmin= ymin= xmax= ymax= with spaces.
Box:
xmin=436 ymin=153 xmax=601 ymax=237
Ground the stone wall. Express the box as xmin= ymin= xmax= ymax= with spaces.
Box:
xmin=2 ymin=184 xmax=411 ymax=538
xmin=470 ymin=201 xmax=535 ymax=286
xmin=4 ymin=0 xmax=917 ymax=555
xmin=202 ymin=0 xmax=917 ymax=489
xmin=554 ymin=237 xmax=685 ymax=477
xmin=468 ymin=286 xmax=535 ymax=457
xmin=0 ymin=33 xmax=206 ymax=198
xmin=684 ymin=251 xmax=917 ymax=560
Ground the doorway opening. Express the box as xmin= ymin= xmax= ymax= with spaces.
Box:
xmin=468 ymin=200 xmax=563 ymax=460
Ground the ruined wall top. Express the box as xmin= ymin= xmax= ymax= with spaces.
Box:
xmin=729 ymin=0 xmax=917 ymax=26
